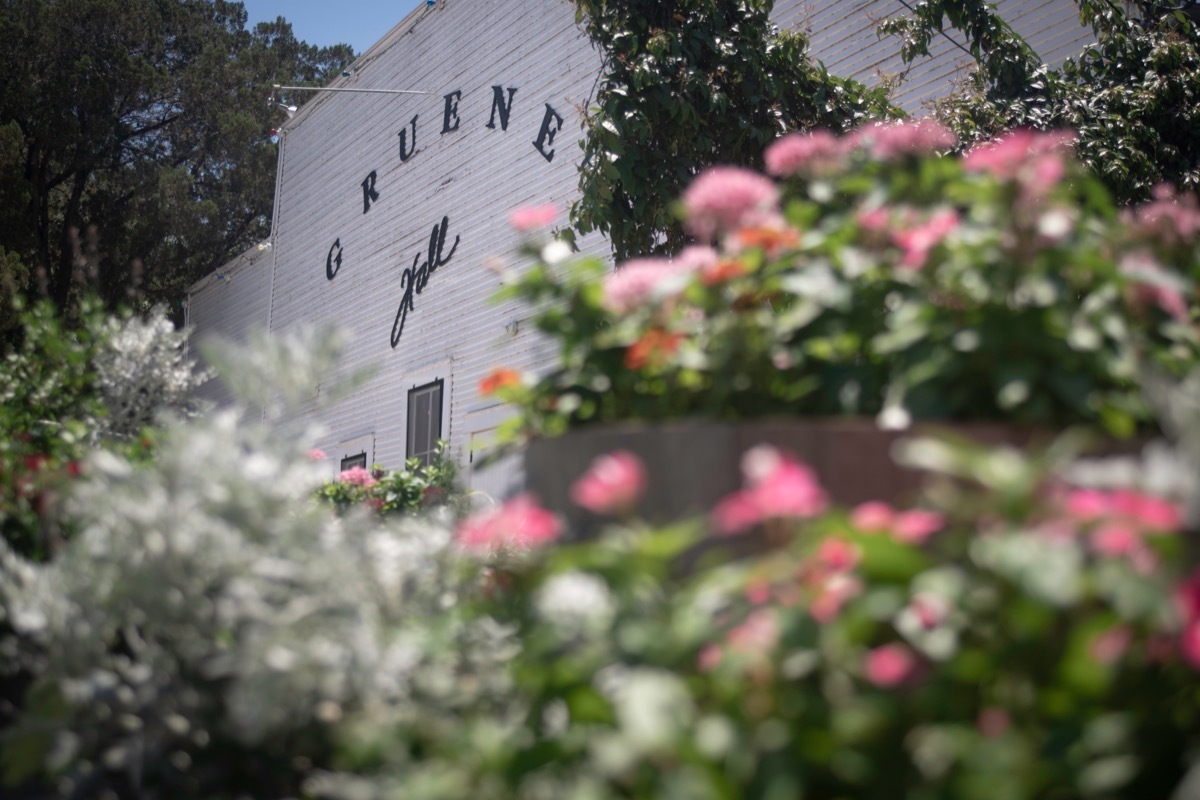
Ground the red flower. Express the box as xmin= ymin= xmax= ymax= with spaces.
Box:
xmin=624 ymin=329 xmax=683 ymax=370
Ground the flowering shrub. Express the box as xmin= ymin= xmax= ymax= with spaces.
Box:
xmin=490 ymin=122 xmax=1200 ymax=439
xmin=308 ymin=436 xmax=1200 ymax=799
xmin=0 ymin=328 xmax=501 ymax=800
xmin=0 ymin=296 xmax=204 ymax=560
xmin=4 ymin=326 xmax=1200 ymax=799
xmin=312 ymin=442 xmax=463 ymax=517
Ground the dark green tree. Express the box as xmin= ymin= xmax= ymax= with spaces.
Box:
xmin=569 ymin=0 xmax=898 ymax=261
xmin=0 ymin=0 xmax=353 ymax=316
xmin=880 ymin=0 xmax=1200 ymax=204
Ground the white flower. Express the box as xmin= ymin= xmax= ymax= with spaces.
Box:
xmin=535 ymin=571 xmax=615 ymax=635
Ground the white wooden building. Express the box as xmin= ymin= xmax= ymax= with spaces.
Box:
xmin=186 ymin=0 xmax=1091 ymax=495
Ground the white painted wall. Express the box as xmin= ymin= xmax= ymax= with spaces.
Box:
xmin=188 ymin=0 xmax=1093 ymax=495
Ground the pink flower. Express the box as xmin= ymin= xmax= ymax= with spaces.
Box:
xmin=864 ymin=643 xmax=917 ymax=687
xmin=338 ymin=466 xmax=378 ymax=487
xmin=570 ymin=450 xmax=647 ymax=516
xmin=745 ymin=577 xmax=773 ymax=605
xmin=673 ymin=245 xmax=720 ymax=273
xmin=1140 ymin=496 xmax=1184 ymax=531
xmin=1090 ymin=521 xmax=1142 ymax=557
xmin=1089 ymin=625 xmax=1133 ymax=665
xmin=697 ymin=643 xmax=723 ymax=672
xmin=908 ymin=594 xmax=947 ymax=630
xmin=816 ymin=537 xmax=861 ymax=571
xmin=508 ymin=204 xmax=557 ymax=232
xmin=892 ymin=509 xmax=945 ymax=544
xmin=851 ymin=501 xmax=895 ymax=532
xmin=1182 ymin=623 xmax=1200 ymax=670
xmin=1130 ymin=185 xmax=1200 ymax=244
xmin=962 ymin=129 xmax=1075 ymax=194
xmin=306 ymin=448 xmax=327 ymax=461
xmin=712 ymin=491 xmax=763 ymax=535
xmin=601 ymin=257 xmax=684 ymax=313
xmin=857 ymin=207 xmax=891 ymax=233
xmin=810 ymin=572 xmax=862 ymax=624
xmin=726 ymin=609 xmax=780 ymax=655
xmin=764 ymin=130 xmax=843 ymax=177
xmin=852 ymin=119 xmax=956 ymax=160
xmin=892 ymin=209 xmax=959 ymax=270
xmin=682 ymin=166 xmax=780 ymax=241
xmin=753 ymin=459 xmax=829 ymax=518
xmin=1063 ymin=488 xmax=1111 ymax=521
xmin=714 ymin=447 xmax=829 ymax=535
xmin=456 ymin=494 xmax=562 ymax=552
xmin=1120 ymin=251 xmax=1191 ymax=322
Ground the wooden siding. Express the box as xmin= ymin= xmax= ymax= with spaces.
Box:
xmin=187 ymin=0 xmax=1092 ymax=481
xmin=186 ymin=245 xmax=274 ymax=407
xmin=775 ymin=0 xmax=1091 ymax=113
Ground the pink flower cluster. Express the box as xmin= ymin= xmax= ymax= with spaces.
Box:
xmin=764 ymin=130 xmax=842 ymax=177
xmin=456 ymin=493 xmax=562 ymax=552
xmin=849 ymin=119 xmax=957 ymax=160
xmin=508 ymin=204 xmax=558 ymax=232
xmin=805 ymin=536 xmax=864 ymax=624
xmin=849 ymin=501 xmax=945 ymax=544
xmin=892 ymin=208 xmax=960 ymax=270
xmin=338 ymin=466 xmax=378 ymax=487
xmin=712 ymin=446 xmax=829 ymax=535
xmin=571 ymin=450 xmax=647 ymax=516
xmin=963 ymin=129 xmax=1075 ymax=195
xmin=1120 ymin=251 xmax=1191 ymax=321
xmin=681 ymin=167 xmax=779 ymax=241
xmin=1057 ymin=486 xmax=1182 ymax=566
xmin=764 ymin=120 xmax=956 ymax=178
xmin=600 ymin=247 xmax=716 ymax=313
xmin=1128 ymin=184 xmax=1200 ymax=244
xmin=863 ymin=642 xmax=917 ymax=688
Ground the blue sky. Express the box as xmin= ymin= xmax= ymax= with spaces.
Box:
xmin=241 ymin=1 xmax=424 ymax=54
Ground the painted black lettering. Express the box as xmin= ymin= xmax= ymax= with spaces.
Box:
xmin=441 ymin=90 xmax=462 ymax=134
xmin=398 ymin=114 xmax=418 ymax=162
xmin=533 ymin=103 xmax=564 ymax=162
xmin=485 ymin=86 xmax=517 ymax=131
xmin=325 ymin=238 xmax=343 ymax=280
xmin=390 ymin=216 xmax=460 ymax=349
xmin=361 ymin=170 xmax=380 ymax=213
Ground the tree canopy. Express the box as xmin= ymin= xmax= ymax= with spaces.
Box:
xmin=569 ymin=0 xmax=898 ymax=262
xmin=0 ymin=0 xmax=354 ymax=320
xmin=880 ymin=0 xmax=1200 ymax=204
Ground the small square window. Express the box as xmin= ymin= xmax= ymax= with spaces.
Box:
xmin=340 ymin=452 xmax=367 ymax=472
xmin=407 ymin=379 xmax=444 ymax=467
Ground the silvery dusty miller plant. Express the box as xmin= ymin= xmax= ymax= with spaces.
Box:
xmin=0 ymin=327 xmax=511 ymax=800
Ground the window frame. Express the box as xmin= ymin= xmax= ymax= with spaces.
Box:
xmin=406 ymin=378 xmax=445 ymax=467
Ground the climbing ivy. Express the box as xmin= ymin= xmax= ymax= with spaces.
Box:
xmin=880 ymin=0 xmax=1200 ymax=203
xmin=569 ymin=0 xmax=897 ymax=261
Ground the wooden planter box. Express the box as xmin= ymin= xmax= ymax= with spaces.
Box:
xmin=524 ymin=419 xmax=1142 ymax=536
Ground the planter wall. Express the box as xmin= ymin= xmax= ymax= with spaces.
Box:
xmin=524 ymin=419 xmax=1144 ymax=536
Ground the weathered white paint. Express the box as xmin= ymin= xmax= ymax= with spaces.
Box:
xmin=187 ymin=0 xmax=1093 ymax=493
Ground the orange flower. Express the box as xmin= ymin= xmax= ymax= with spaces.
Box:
xmin=625 ymin=329 xmax=683 ymax=370
xmin=735 ymin=225 xmax=799 ymax=254
xmin=479 ymin=368 xmax=521 ymax=396
xmin=700 ymin=258 xmax=750 ymax=285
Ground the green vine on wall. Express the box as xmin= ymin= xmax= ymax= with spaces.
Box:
xmin=569 ymin=0 xmax=898 ymax=261
xmin=880 ymin=0 xmax=1200 ymax=203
